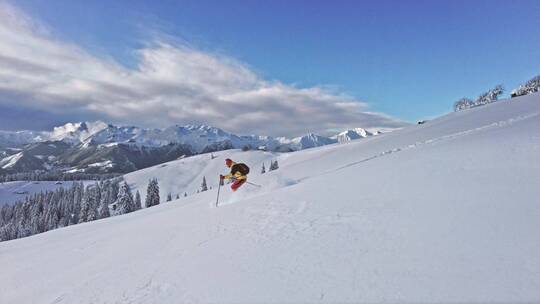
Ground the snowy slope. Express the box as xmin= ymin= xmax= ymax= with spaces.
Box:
xmin=0 ymin=152 xmax=23 ymax=169
xmin=1 ymin=94 xmax=540 ymax=303
xmin=123 ymin=150 xmax=278 ymax=203
xmin=0 ymin=181 xmax=91 ymax=206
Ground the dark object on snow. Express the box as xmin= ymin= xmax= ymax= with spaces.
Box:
xmin=221 ymin=159 xmax=249 ymax=192
xmin=215 ymin=176 xmax=222 ymax=207
xmin=417 ymin=120 xmax=427 ymax=125
xmin=231 ymin=163 xmax=250 ymax=175
xmin=269 ymin=160 xmax=279 ymax=171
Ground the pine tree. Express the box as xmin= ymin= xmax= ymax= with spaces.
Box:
xmin=134 ymin=191 xmax=142 ymax=210
xmin=116 ymin=182 xmax=135 ymax=215
xmin=0 ymin=181 xmax=110 ymax=242
xmin=110 ymin=180 xmax=120 ymax=202
xmin=261 ymin=163 xmax=266 ymax=174
xmin=78 ymin=203 xmax=88 ymax=224
xmin=78 ymin=187 xmax=92 ymax=224
xmin=167 ymin=193 xmax=172 ymax=202
xmin=269 ymin=160 xmax=279 ymax=171
xmin=98 ymin=193 xmax=110 ymax=219
xmin=85 ymin=184 xmax=100 ymax=222
xmin=184 ymin=192 xmax=187 ymax=197
xmin=176 ymin=194 xmax=180 ymax=199
xmin=45 ymin=205 xmax=59 ymax=231
xmin=145 ymin=178 xmax=160 ymax=208
xmin=71 ymin=182 xmax=84 ymax=224
xmin=29 ymin=197 xmax=44 ymax=233
xmin=201 ymin=176 xmax=208 ymax=192
xmin=98 ymin=182 xmax=111 ymax=219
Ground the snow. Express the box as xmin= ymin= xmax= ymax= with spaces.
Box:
xmin=99 ymin=142 xmax=119 ymax=148
xmin=1 ymin=93 xmax=540 ymax=303
xmin=333 ymin=127 xmax=395 ymax=143
xmin=1 ymin=121 xmax=393 ymax=162
xmin=0 ymin=181 xmax=91 ymax=206
xmin=0 ymin=151 xmax=23 ymax=169
xmin=124 ymin=150 xmax=277 ymax=204
xmin=87 ymin=160 xmax=114 ymax=168
xmin=50 ymin=121 xmax=109 ymax=143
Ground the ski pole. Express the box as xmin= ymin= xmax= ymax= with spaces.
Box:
xmin=215 ymin=177 xmax=222 ymax=207
xmin=229 ymin=177 xmax=261 ymax=188
xmin=245 ymin=181 xmax=262 ymax=188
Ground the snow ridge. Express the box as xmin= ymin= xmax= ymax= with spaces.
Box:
xmin=0 ymin=152 xmax=23 ymax=169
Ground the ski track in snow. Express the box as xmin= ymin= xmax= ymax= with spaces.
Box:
xmin=239 ymin=199 xmax=312 ymax=243
xmin=297 ymin=111 xmax=540 ymax=183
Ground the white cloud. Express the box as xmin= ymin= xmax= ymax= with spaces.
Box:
xmin=0 ymin=2 xmax=407 ymax=136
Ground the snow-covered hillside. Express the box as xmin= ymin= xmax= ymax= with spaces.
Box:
xmin=0 ymin=180 xmax=91 ymax=206
xmin=123 ymin=150 xmax=277 ymax=203
xmin=1 ymin=93 xmax=540 ymax=303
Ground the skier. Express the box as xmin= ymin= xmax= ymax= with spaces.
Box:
xmin=220 ymin=158 xmax=250 ymax=191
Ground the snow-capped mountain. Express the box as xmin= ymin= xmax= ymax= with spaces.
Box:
xmin=87 ymin=124 xmax=254 ymax=152
xmin=0 ymin=122 xmax=392 ymax=175
xmin=82 ymin=123 xmax=366 ymax=153
xmin=334 ymin=127 xmax=378 ymax=143
xmin=0 ymin=152 xmax=23 ymax=169
xmin=276 ymin=133 xmax=338 ymax=151
xmin=0 ymin=122 xmax=108 ymax=148
xmin=49 ymin=121 xmax=109 ymax=143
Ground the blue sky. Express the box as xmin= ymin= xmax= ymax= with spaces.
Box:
xmin=1 ymin=0 xmax=539 ymax=135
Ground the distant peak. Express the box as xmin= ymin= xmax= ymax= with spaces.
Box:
xmin=50 ymin=121 xmax=108 ymax=142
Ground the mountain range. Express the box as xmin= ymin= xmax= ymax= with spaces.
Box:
xmin=0 ymin=122 xmax=393 ymax=174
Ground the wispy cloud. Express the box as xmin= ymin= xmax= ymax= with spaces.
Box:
xmin=0 ymin=2 xmax=406 ymax=136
